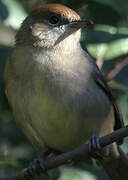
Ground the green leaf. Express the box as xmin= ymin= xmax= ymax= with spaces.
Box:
xmin=92 ymin=0 xmax=128 ymax=16
xmin=104 ymin=38 xmax=128 ymax=59
xmin=108 ymin=80 xmax=127 ymax=92
xmin=87 ymin=36 xmax=128 ymax=60
xmin=2 ymin=0 xmax=27 ymax=29
xmin=0 ymin=158 xmax=20 ymax=167
xmin=87 ymin=43 xmax=108 ymax=60
xmin=118 ymin=94 xmax=128 ymax=124
xmin=94 ymin=25 xmax=117 ymax=34
xmin=59 ymin=168 xmax=96 ymax=180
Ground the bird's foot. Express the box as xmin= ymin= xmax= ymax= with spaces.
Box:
xmin=25 ymin=156 xmax=49 ymax=179
xmin=88 ymin=133 xmax=104 ymax=160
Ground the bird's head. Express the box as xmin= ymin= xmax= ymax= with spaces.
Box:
xmin=16 ymin=4 xmax=93 ymax=50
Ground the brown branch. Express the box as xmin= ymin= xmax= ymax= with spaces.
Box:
xmin=105 ymin=56 xmax=128 ymax=81
xmin=2 ymin=126 xmax=128 ymax=180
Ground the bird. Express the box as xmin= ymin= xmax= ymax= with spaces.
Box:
xmin=4 ymin=3 xmax=128 ymax=179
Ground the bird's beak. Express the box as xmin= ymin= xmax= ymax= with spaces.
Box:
xmin=68 ymin=19 xmax=94 ymax=30
xmin=54 ymin=19 xmax=93 ymax=46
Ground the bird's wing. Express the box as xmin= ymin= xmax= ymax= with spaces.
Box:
xmin=85 ymin=53 xmax=124 ymax=144
xmin=93 ymin=65 xmax=124 ymax=144
xmin=93 ymin=70 xmax=124 ymax=130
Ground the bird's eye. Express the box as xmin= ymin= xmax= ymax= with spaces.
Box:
xmin=49 ymin=16 xmax=59 ymax=25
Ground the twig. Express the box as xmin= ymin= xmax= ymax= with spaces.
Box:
xmin=105 ymin=56 xmax=128 ymax=81
xmin=2 ymin=126 xmax=128 ymax=180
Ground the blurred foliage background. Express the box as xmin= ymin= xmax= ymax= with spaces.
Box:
xmin=0 ymin=0 xmax=128 ymax=179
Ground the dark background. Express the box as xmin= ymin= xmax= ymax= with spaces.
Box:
xmin=0 ymin=0 xmax=128 ymax=179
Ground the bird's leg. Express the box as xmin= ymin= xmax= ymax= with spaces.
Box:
xmin=88 ymin=133 xmax=105 ymax=160
xmin=25 ymin=147 xmax=53 ymax=179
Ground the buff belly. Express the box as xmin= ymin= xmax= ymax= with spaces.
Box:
xmin=12 ymin=82 xmax=114 ymax=152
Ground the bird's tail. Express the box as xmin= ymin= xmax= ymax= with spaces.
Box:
xmin=99 ymin=144 xmax=128 ymax=180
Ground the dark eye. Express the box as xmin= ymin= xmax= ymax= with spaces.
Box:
xmin=49 ymin=16 xmax=59 ymax=25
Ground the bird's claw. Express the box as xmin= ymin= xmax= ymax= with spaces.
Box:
xmin=25 ymin=156 xmax=48 ymax=179
xmin=88 ymin=133 xmax=104 ymax=159
xmin=88 ymin=133 xmax=101 ymax=151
